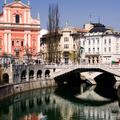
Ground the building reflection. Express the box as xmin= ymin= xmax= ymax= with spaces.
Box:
xmin=0 ymin=87 xmax=120 ymax=120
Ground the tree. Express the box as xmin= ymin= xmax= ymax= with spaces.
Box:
xmin=70 ymin=51 xmax=77 ymax=63
xmin=46 ymin=3 xmax=61 ymax=64
xmin=14 ymin=0 xmax=21 ymax=1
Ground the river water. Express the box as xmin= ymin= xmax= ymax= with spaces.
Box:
xmin=0 ymin=84 xmax=120 ymax=120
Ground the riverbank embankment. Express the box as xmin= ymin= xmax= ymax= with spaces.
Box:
xmin=0 ymin=79 xmax=56 ymax=100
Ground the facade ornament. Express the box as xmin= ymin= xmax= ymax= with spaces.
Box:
xmin=28 ymin=0 xmax=30 ymax=6
xmin=37 ymin=12 xmax=40 ymax=20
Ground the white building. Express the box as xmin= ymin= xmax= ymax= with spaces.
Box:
xmin=80 ymin=23 xmax=120 ymax=64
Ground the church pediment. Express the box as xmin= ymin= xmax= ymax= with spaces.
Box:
xmin=5 ymin=1 xmax=30 ymax=9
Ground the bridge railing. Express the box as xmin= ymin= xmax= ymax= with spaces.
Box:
xmin=53 ymin=64 xmax=120 ymax=78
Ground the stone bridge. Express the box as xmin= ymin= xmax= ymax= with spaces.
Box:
xmin=0 ymin=64 xmax=120 ymax=86
xmin=53 ymin=65 xmax=120 ymax=78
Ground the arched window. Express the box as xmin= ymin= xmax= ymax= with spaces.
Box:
xmin=15 ymin=14 xmax=20 ymax=23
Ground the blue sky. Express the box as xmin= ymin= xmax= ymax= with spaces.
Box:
xmin=1 ymin=0 xmax=120 ymax=30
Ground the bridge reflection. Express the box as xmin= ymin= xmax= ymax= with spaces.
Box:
xmin=0 ymin=86 xmax=120 ymax=120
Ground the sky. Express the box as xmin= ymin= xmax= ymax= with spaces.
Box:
xmin=1 ymin=0 xmax=120 ymax=30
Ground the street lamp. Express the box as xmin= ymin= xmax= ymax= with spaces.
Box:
xmin=79 ymin=47 xmax=84 ymax=64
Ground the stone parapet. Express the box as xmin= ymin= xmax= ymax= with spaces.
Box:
xmin=0 ymin=79 xmax=56 ymax=100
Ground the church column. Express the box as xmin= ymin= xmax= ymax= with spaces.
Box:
xmin=28 ymin=11 xmax=30 ymax=24
xmin=24 ymin=11 xmax=26 ymax=24
xmin=20 ymin=15 xmax=22 ymax=24
xmin=8 ymin=9 xmax=10 ymax=23
xmin=4 ymin=9 xmax=7 ymax=23
xmin=4 ymin=33 xmax=7 ymax=53
xmin=24 ymin=33 xmax=27 ymax=46
xmin=37 ymin=32 xmax=40 ymax=53
xmin=28 ymin=33 xmax=31 ymax=47
xmin=8 ymin=33 xmax=11 ymax=53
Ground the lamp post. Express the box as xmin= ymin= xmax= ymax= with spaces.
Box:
xmin=79 ymin=47 xmax=84 ymax=64
xmin=14 ymin=47 xmax=19 ymax=57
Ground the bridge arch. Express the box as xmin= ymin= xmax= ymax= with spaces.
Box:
xmin=29 ymin=70 xmax=34 ymax=80
xmin=37 ymin=70 xmax=42 ymax=79
xmin=2 ymin=73 xmax=9 ymax=84
xmin=45 ymin=69 xmax=50 ymax=78
xmin=21 ymin=70 xmax=26 ymax=81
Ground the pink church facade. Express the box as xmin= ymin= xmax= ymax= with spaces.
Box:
xmin=0 ymin=0 xmax=40 ymax=59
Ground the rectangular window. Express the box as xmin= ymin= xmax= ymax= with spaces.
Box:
xmin=109 ymin=39 xmax=111 ymax=44
xmin=21 ymin=41 xmax=23 ymax=46
xmin=104 ymin=39 xmax=106 ymax=44
xmin=92 ymin=38 xmax=95 ymax=44
xmin=64 ymin=44 xmax=69 ymax=49
xmin=12 ymin=41 xmax=14 ymax=46
xmin=64 ymin=37 xmax=69 ymax=42
xmin=97 ymin=48 xmax=99 ymax=52
xmin=88 ymin=48 xmax=90 ymax=52
xmin=16 ymin=51 xmax=19 ymax=57
xmin=73 ymin=44 xmax=75 ymax=49
xmin=109 ymin=47 xmax=111 ymax=52
xmin=104 ymin=47 xmax=106 ymax=52
xmin=88 ymin=40 xmax=90 ymax=45
xmin=96 ymin=38 xmax=99 ymax=44
xmin=16 ymin=41 xmax=19 ymax=46
xmin=83 ymin=40 xmax=85 ymax=45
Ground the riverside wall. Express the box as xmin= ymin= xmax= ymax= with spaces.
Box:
xmin=0 ymin=79 xmax=56 ymax=100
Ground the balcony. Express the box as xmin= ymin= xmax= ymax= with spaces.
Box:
xmin=85 ymin=52 xmax=100 ymax=56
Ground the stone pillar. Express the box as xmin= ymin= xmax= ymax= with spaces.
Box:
xmin=28 ymin=11 xmax=30 ymax=24
xmin=9 ymin=64 xmax=13 ymax=84
xmin=86 ymin=57 xmax=89 ymax=64
xmin=34 ymin=70 xmax=37 ymax=81
xmin=37 ymin=32 xmax=40 ymax=53
xmin=26 ymin=67 xmax=29 ymax=82
xmin=4 ymin=33 xmax=7 ymax=53
xmin=4 ymin=9 xmax=7 ymax=22
xmin=20 ymin=15 xmax=22 ymax=24
xmin=24 ymin=33 xmax=27 ymax=46
xmin=24 ymin=11 xmax=26 ymax=24
xmin=8 ymin=9 xmax=10 ymax=23
xmin=94 ymin=57 xmax=97 ymax=64
xmin=8 ymin=33 xmax=11 ymax=54
xmin=90 ymin=57 xmax=93 ymax=64
xmin=28 ymin=34 xmax=31 ymax=47
xmin=42 ymin=69 xmax=45 ymax=80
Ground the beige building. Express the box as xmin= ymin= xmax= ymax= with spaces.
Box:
xmin=40 ymin=26 xmax=87 ymax=64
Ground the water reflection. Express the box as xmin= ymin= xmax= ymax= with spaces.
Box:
xmin=94 ymin=72 xmax=117 ymax=100
xmin=0 ymin=84 xmax=120 ymax=120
